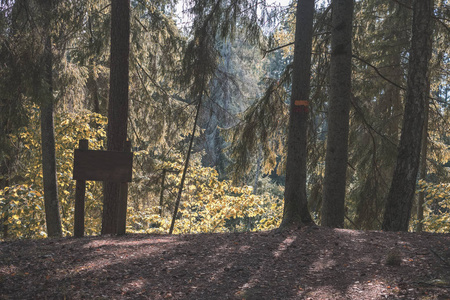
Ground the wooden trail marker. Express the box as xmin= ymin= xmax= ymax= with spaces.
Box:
xmin=73 ymin=150 xmax=132 ymax=182
xmin=116 ymin=141 xmax=131 ymax=235
xmin=73 ymin=139 xmax=132 ymax=237
xmin=74 ymin=139 xmax=88 ymax=238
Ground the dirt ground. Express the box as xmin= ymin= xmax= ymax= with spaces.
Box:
xmin=1 ymin=226 xmax=450 ymax=299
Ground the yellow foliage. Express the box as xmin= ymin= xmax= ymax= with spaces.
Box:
xmin=1 ymin=105 xmax=284 ymax=239
xmin=0 ymin=105 xmax=106 ymax=239
xmin=127 ymin=158 xmax=283 ymax=235
xmin=414 ymin=180 xmax=450 ymax=233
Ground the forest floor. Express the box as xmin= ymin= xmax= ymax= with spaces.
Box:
xmin=1 ymin=226 xmax=450 ymax=299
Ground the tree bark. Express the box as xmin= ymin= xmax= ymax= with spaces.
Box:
xmin=87 ymin=63 xmax=101 ymax=114
xmin=74 ymin=139 xmax=88 ymax=238
xmin=159 ymin=169 xmax=167 ymax=216
xmin=253 ymin=148 xmax=262 ymax=194
xmin=280 ymin=0 xmax=315 ymax=228
xmin=102 ymin=0 xmax=130 ymax=235
xmin=382 ymin=0 xmax=434 ymax=232
xmin=416 ymin=86 xmax=430 ymax=232
xmin=321 ymin=0 xmax=353 ymax=228
xmin=40 ymin=0 xmax=62 ymax=238
xmin=1 ymin=167 xmax=9 ymax=238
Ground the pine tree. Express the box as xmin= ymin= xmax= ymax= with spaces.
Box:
xmin=102 ymin=0 xmax=131 ymax=235
xmin=38 ymin=0 xmax=63 ymax=237
xmin=280 ymin=0 xmax=315 ymax=228
xmin=382 ymin=0 xmax=434 ymax=231
xmin=348 ymin=0 xmax=411 ymax=229
xmin=321 ymin=0 xmax=354 ymax=228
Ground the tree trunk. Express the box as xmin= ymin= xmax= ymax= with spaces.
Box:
xmin=87 ymin=16 xmax=101 ymax=114
xmin=382 ymin=0 xmax=434 ymax=232
xmin=40 ymin=0 xmax=62 ymax=238
xmin=416 ymin=86 xmax=430 ymax=232
xmin=169 ymin=98 xmax=202 ymax=234
xmin=1 ymin=166 xmax=9 ymax=238
xmin=159 ymin=169 xmax=167 ymax=216
xmin=321 ymin=0 xmax=354 ymax=228
xmin=253 ymin=148 xmax=262 ymax=194
xmin=102 ymin=0 xmax=130 ymax=235
xmin=87 ymin=63 xmax=101 ymax=114
xmin=280 ymin=0 xmax=315 ymax=228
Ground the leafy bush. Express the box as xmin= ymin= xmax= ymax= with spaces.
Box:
xmin=1 ymin=107 xmax=282 ymax=239
xmin=0 ymin=106 xmax=106 ymax=238
xmin=415 ymin=180 xmax=450 ymax=233
xmin=126 ymin=160 xmax=282 ymax=234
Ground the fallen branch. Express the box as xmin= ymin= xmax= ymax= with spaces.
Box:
xmin=429 ymin=247 xmax=450 ymax=267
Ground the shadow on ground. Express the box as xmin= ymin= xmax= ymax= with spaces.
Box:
xmin=1 ymin=227 xmax=450 ymax=299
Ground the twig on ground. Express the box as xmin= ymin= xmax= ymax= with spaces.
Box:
xmin=429 ymin=248 xmax=450 ymax=267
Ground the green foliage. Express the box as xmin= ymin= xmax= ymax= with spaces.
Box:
xmin=243 ymin=0 xmax=450 ymax=230
xmin=415 ymin=180 xmax=450 ymax=233
xmin=224 ymin=78 xmax=289 ymax=183
xmin=0 ymin=106 xmax=106 ymax=238
xmin=127 ymin=154 xmax=283 ymax=234
xmin=0 ymin=185 xmax=46 ymax=238
xmin=0 ymin=108 xmax=282 ymax=239
xmin=2 ymin=0 xmax=449 ymax=237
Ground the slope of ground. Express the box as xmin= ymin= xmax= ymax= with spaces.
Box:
xmin=1 ymin=226 xmax=450 ymax=299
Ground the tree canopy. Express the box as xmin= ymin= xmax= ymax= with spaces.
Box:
xmin=0 ymin=0 xmax=450 ymax=238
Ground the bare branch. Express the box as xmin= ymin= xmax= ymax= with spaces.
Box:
xmin=352 ymin=54 xmax=406 ymax=91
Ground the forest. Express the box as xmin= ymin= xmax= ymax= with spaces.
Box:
xmin=0 ymin=0 xmax=449 ymax=240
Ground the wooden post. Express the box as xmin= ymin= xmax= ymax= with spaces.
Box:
xmin=72 ymin=139 xmax=132 ymax=236
xmin=74 ymin=139 xmax=88 ymax=237
xmin=2 ymin=201 xmax=8 ymax=239
xmin=1 ymin=177 xmax=9 ymax=239
xmin=117 ymin=140 xmax=131 ymax=235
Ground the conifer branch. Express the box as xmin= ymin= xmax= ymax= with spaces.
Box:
xmin=351 ymin=54 xmax=405 ymax=91
xmin=350 ymin=96 xmax=397 ymax=148
xmin=345 ymin=214 xmax=360 ymax=229
xmin=134 ymin=59 xmax=173 ymax=99
xmin=263 ymin=31 xmax=331 ymax=56
xmin=264 ymin=42 xmax=294 ymax=55
xmin=265 ymin=45 xmax=407 ymax=94
xmin=435 ymin=18 xmax=450 ymax=34
xmin=389 ymin=0 xmax=412 ymax=10
xmin=353 ymin=56 xmax=447 ymax=109
xmin=264 ymin=3 xmax=331 ymax=56
xmin=430 ymin=98 xmax=450 ymax=130
xmin=389 ymin=0 xmax=450 ymax=34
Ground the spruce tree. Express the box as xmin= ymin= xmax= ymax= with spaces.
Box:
xmin=280 ymin=0 xmax=315 ymax=228
xmin=39 ymin=0 xmax=62 ymax=237
xmin=102 ymin=0 xmax=131 ymax=235
xmin=382 ymin=0 xmax=434 ymax=231
xmin=321 ymin=0 xmax=354 ymax=228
